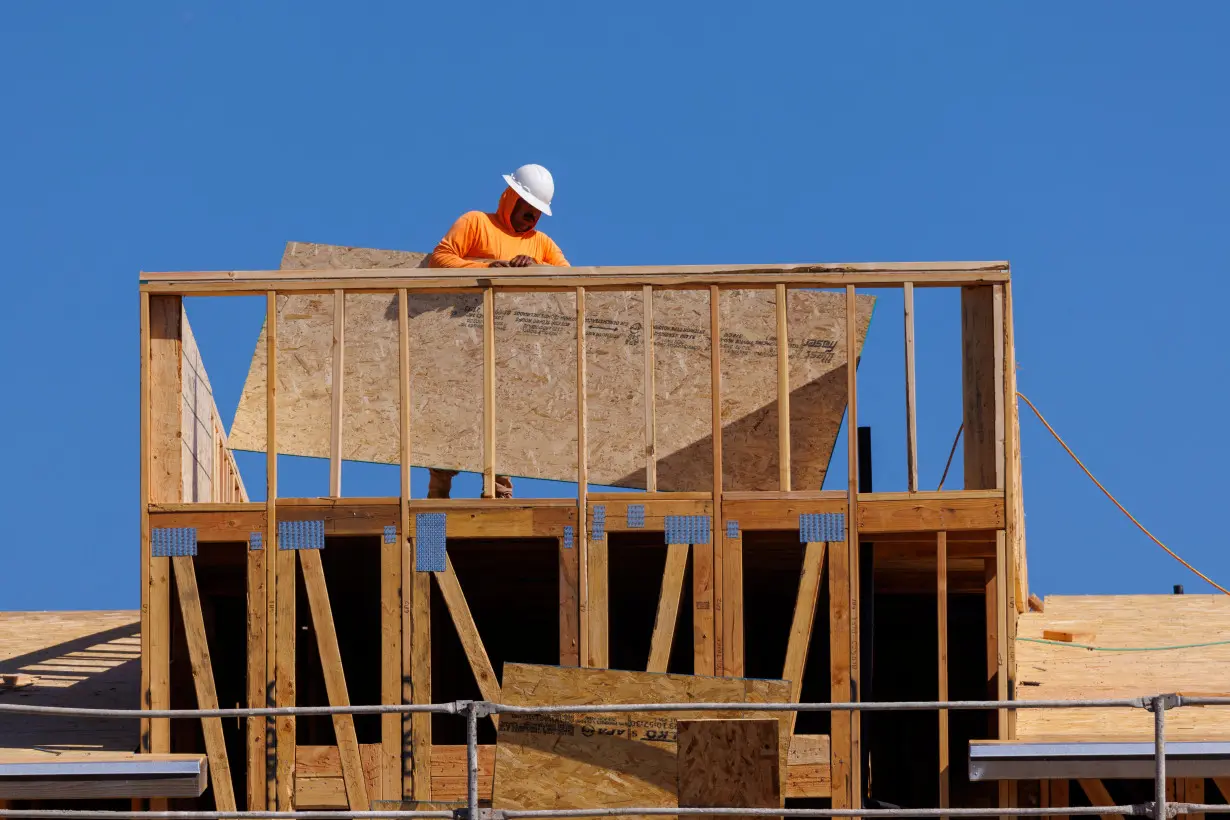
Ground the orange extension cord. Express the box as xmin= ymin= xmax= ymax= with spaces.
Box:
xmin=1016 ymin=391 xmax=1229 ymax=595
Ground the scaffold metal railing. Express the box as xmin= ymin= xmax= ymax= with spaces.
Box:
xmin=1 ymin=694 xmax=1228 ymax=820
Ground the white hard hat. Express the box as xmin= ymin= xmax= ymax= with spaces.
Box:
xmin=502 ymin=164 xmax=555 ymax=216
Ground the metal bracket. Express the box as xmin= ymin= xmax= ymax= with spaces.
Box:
xmin=152 ymin=527 xmax=197 ymax=557
xmin=1145 ymin=693 xmax=1182 ymax=712
xmin=799 ymin=512 xmax=845 ymax=543
xmin=665 ymin=515 xmax=711 ymax=545
xmin=458 ymin=699 xmax=498 ymax=719
xmin=248 ymin=532 xmax=262 ymax=551
xmin=591 ymin=505 xmax=606 ymax=541
xmin=455 ymin=810 xmax=505 ymax=820
xmin=563 ymin=526 xmax=574 ymax=550
xmin=278 ymin=520 xmax=325 ymax=551
xmin=726 ymin=520 xmax=740 ymax=539
xmin=626 ymin=504 xmax=645 ymax=528
xmin=415 ymin=513 xmax=447 ymax=572
xmin=383 ymin=525 xmax=397 ymax=545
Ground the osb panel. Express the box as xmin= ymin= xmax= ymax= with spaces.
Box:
xmin=491 ymin=664 xmax=791 ymax=816
xmin=227 ymin=242 xmax=875 ymax=491
xmin=0 ymin=611 xmax=140 ymax=752
xmin=1015 ymin=595 xmax=1230 ymax=740
xmin=677 ymin=719 xmax=781 ymax=812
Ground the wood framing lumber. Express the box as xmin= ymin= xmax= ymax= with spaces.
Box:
xmin=784 ymin=541 xmax=826 ymax=735
xmin=265 ymin=290 xmax=281 ymax=811
xmin=1213 ymin=778 xmax=1230 ymax=802
xmin=677 ymin=719 xmax=782 ymax=814
xmin=434 ymin=555 xmax=501 ymax=723
xmin=845 ymin=284 xmax=862 ymax=809
xmin=996 ymin=533 xmax=1009 ymax=742
xmin=577 ymin=287 xmax=597 ymax=667
xmin=1050 ymin=778 xmax=1069 ymax=820
xmin=1077 ymin=779 xmax=1125 ymax=820
xmin=246 ymin=525 xmax=266 ymax=810
xmin=380 ymin=511 xmax=401 ymax=799
xmin=857 ymin=497 xmax=1005 ymax=532
xmin=276 ymin=541 xmax=296 ymax=811
xmin=139 ymin=292 xmax=152 ymax=756
xmin=398 ymin=288 xmax=431 ymax=800
xmin=299 ymin=550 xmax=368 ymax=810
xmin=1183 ymin=779 xmax=1204 ymax=820
xmin=644 ymin=284 xmax=657 ymax=492
xmin=292 ymin=745 xmax=381 ymax=810
xmin=776 ymin=283 xmax=791 ymax=491
xmin=985 ymin=558 xmax=999 ymax=739
xmin=723 ymin=521 xmax=745 ymax=678
xmin=559 ymin=533 xmax=580 ymax=667
xmin=693 ymin=537 xmax=715 ymax=676
xmin=647 ymin=543 xmax=690 ymax=673
xmin=707 ymin=284 xmax=722 ymax=677
xmin=961 ymin=286 xmax=1005 ymax=491
xmin=829 ymin=526 xmax=853 ymax=811
xmin=147 ymin=295 xmax=181 ymax=769
xmin=904 ymin=282 xmax=919 ymax=492
xmin=171 ymin=556 xmax=236 ymax=811
xmin=938 ymin=532 xmax=949 ymax=814
xmin=140 ymin=261 xmax=1012 ymax=295
xmin=329 ymin=289 xmax=344 ymax=496
xmin=483 ymin=286 xmax=495 ymax=498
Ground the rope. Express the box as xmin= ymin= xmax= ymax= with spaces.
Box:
xmin=1016 ymin=391 xmax=1230 ymax=596
xmin=936 ymin=423 xmax=963 ymax=491
xmin=1018 ymin=636 xmax=1230 ymax=653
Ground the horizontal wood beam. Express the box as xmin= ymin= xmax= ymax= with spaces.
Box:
xmin=858 ymin=497 xmax=1005 ymax=533
xmin=147 ymin=503 xmax=576 ymax=540
xmin=140 ymin=266 xmax=1010 ymax=296
xmin=150 ymin=510 xmax=265 ymax=542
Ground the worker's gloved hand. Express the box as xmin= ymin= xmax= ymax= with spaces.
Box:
xmin=488 ymin=255 xmax=538 ymax=268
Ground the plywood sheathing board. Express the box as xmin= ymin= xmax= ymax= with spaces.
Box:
xmin=492 ymin=664 xmax=791 ymax=817
xmin=0 ymin=611 xmax=140 ymax=752
xmin=226 ymin=242 xmax=875 ymax=491
xmin=1015 ymin=595 xmax=1230 ymax=740
xmin=677 ymin=719 xmax=782 ymax=814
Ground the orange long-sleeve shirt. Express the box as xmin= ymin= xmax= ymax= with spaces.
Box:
xmin=427 ymin=188 xmax=569 ymax=268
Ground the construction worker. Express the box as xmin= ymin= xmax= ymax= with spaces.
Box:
xmin=425 ymin=164 xmax=569 ymax=498
xmin=427 ymin=163 xmax=568 ymax=269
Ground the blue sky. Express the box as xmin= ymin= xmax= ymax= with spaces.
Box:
xmin=2 ymin=2 xmax=1227 ymax=610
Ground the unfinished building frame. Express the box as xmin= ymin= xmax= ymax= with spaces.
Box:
xmin=137 ymin=261 xmax=1024 ymax=811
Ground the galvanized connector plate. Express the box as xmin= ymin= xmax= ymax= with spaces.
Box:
xmin=416 ymin=513 xmax=447 ymax=572
xmin=278 ymin=520 xmax=325 ymax=551
xmin=152 ymin=527 xmax=198 ymax=557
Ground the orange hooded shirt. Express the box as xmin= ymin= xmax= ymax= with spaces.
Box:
xmin=427 ymin=188 xmax=569 ymax=268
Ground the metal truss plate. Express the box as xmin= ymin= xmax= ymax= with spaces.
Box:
xmin=627 ymin=504 xmax=645 ymax=528
xmin=665 ymin=515 xmax=711 ymax=545
xmin=152 ymin=527 xmax=197 ymax=558
xmin=415 ymin=513 xmax=447 ymax=572
xmin=278 ymin=520 xmax=325 ymax=551
xmin=799 ymin=512 xmax=845 ymax=543
xmin=591 ymin=505 xmax=606 ymax=541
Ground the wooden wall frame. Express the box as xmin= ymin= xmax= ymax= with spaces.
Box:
xmin=138 ymin=260 xmax=1020 ymax=810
